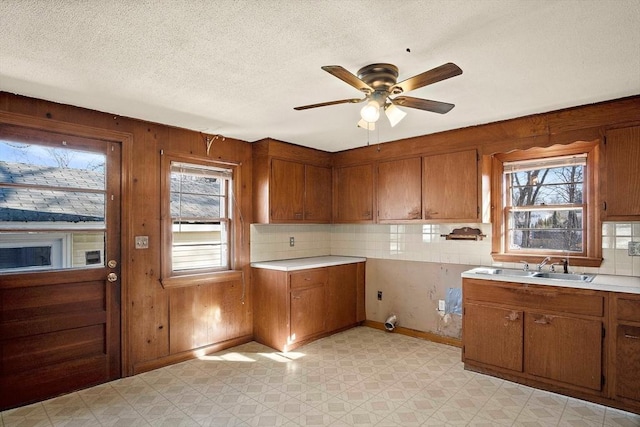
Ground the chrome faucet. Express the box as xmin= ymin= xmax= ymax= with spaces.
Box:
xmin=520 ymin=261 xmax=529 ymax=271
xmin=537 ymin=256 xmax=552 ymax=271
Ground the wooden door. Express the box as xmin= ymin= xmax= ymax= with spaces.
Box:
xmin=525 ymin=313 xmax=602 ymax=391
xmin=377 ymin=158 xmax=422 ymax=221
xmin=604 ymin=126 xmax=640 ymax=219
xmin=304 ymin=164 xmax=331 ymax=222
xmin=463 ymin=303 xmax=523 ymax=372
xmin=0 ymin=126 xmax=121 ymax=409
xmin=270 ymin=159 xmax=304 ymax=221
xmin=423 ymin=149 xmax=478 ymax=220
xmin=615 ymin=325 xmax=640 ymax=402
xmin=326 ymin=264 xmax=357 ymax=332
xmin=333 ymin=164 xmax=374 ymax=222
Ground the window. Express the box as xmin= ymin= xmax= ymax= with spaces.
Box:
xmin=491 ymin=141 xmax=602 ymax=267
xmin=161 ymin=155 xmax=236 ymax=282
xmin=0 ymin=137 xmax=106 ymax=273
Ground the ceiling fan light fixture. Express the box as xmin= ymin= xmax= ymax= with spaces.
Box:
xmin=385 ymin=103 xmax=407 ymax=127
xmin=360 ymin=100 xmax=381 ymax=123
xmin=357 ymin=118 xmax=375 ymax=130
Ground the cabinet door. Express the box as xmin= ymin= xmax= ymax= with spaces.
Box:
xmin=270 ymin=159 xmax=304 ymax=221
xmin=377 ymin=158 xmax=422 ymax=220
xmin=525 ymin=313 xmax=602 ymax=391
xmin=305 ymin=165 xmax=332 ymax=222
xmin=423 ymin=149 xmax=478 ymax=220
xmin=290 ymin=285 xmax=325 ymax=344
xmin=334 ymin=164 xmax=374 ymax=222
xmin=615 ymin=325 xmax=640 ymax=402
xmin=326 ymin=264 xmax=357 ymax=332
xmin=604 ymin=127 xmax=640 ymax=219
xmin=463 ymin=303 xmax=523 ymax=372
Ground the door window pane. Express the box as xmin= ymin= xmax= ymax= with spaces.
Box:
xmin=0 ymin=140 xmax=107 ymax=272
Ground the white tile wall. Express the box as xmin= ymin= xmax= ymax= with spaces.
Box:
xmin=250 ymin=222 xmax=640 ymax=277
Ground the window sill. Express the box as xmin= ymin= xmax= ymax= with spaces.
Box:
xmin=491 ymin=253 xmax=603 ymax=268
xmin=160 ymin=270 xmax=243 ymax=289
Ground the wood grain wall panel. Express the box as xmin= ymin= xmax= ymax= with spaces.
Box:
xmin=333 ymin=96 xmax=640 ymax=167
xmin=0 ymin=92 xmax=253 ymax=378
xmin=169 ymin=279 xmax=250 ymax=354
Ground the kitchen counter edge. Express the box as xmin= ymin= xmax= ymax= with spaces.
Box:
xmin=251 ymin=256 xmax=367 ymax=272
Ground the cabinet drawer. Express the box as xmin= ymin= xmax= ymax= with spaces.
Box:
xmin=290 ymin=268 xmax=328 ymax=289
xmin=617 ymin=298 xmax=640 ymax=323
xmin=464 ymin=279 xmax=604 ymax=317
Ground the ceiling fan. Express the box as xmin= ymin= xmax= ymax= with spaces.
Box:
xmin=294 ymin=62 xmax=462 ymax=130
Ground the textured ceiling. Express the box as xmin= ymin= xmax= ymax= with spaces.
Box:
xmin=1 ymin=0 xmax=639 ymax=152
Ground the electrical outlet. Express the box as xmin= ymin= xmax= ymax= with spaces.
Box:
xmin=289 ymin=236 xmax=295 ymax=247
xmin=629 ymin=241 xmax=640 ymax=256
xmin=377 ymin=291 xmax=382 ymax=301
xmin=135 ymin=235 xmax=149 ymax=249
xmin=438 ymin=300 xmax=446 ymax=311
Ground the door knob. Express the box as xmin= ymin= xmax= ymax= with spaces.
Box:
xmin=107 ymin=272 xmax=118 ymax=282
xmin=108 ymin=260 xmax=117 ymax=268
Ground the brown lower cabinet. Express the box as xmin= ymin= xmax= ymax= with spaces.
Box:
xmin=463 ymin=278 xmax=640 ymax=415
xmin=252 ymin=262 xmax=365 ymax=352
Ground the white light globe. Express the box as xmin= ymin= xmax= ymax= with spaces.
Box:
xmin=360 ymin=101 xmax=380 ymax=122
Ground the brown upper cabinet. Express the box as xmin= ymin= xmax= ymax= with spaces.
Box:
xmin=375 ymin=149 xmax=480 ymax=222
xmin=377 ymin=157 xmax=422 ymax=221
xmin=423 ymin=149 xmax=479 ymax=221
xmin=603 ymin=126 xmax=640 ymax=220
xmin=333 ymin=164 xmax=374 ymax=223
xmin=253 ymin=139 xmax=332 ymax=223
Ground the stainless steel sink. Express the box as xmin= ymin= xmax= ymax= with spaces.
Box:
xmin=532 ymin=272 xmax=595 ymax=282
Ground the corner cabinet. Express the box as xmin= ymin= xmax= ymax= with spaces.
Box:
xmin=603 ymin=126 xmax=640 ymax=219
xmin=252 ymin=260 xmax=366 ymax=352
xmin=253 ymin=139 xmax=332 ymax=223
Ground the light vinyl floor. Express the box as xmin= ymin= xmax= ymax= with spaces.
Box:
xmin=2 ymin=327 xmax=639 ymax=426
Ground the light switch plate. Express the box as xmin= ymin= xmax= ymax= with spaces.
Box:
xmin=629 ymin=241 xmax=640 ymax=256
xmin=135 ymin=235 xmax=149 ymax=249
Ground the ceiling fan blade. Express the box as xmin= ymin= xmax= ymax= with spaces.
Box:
xmin=294 ymin=97 xmax=366 ymax=110
xmin=392 ymin=96 xmax=455 ymax=114
xmin=392 ymin=62 xmax=462 ymax=93
xmin=321 ymin=65 xmax=374 ymax=93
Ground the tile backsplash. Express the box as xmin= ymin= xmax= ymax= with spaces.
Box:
xmin=250 ymin=222 xmax=640 ymax=277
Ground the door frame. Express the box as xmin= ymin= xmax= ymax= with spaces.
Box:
xmin=0 ymin=110 xmax=133 ymax=377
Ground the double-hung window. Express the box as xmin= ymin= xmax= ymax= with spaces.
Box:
xmin=161 ymin=155 xmax=235 ymax=282
xmin=492 ymin=141 xmax=601 ymax=267
xmin=504 ymin=154 xmax=586 ymax=254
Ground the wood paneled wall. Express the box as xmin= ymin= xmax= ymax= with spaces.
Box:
xmin=332 ymin=96 xmax=640 ymax=167
xmin=0 ymin=93 xmax=253 ymax=376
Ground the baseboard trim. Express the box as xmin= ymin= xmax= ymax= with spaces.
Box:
xmin=362 ymin=320 xmax=462 ymax=348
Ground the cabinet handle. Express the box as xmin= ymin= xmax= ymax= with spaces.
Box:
xmin=292 ymin=295 xmax=301 ymax=299
xmin=624 ymin=334 xmax=640 ymax=340
xmin=504 ymin=311 xmax=520 ymax=321
xmin=534 ymin=315 xmax=552 ymax=325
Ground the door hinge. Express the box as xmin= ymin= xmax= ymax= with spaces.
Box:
xmin=602 ymin=326 xmax=606 ymax=339
xmin=603 ymin=201 xmax=607 ymax=211
xmin=476 ymin=151 xmax=480 ymax=162
xmin=477 ymin=206 xmax=480 ymax=215
xmin=602 ymin=375 xmax=606 ymax=387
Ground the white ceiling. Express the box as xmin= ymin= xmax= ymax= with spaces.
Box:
xmin=1 ymin=1 xmax=639 ymax=152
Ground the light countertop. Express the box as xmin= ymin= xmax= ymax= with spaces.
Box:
xmin=251 ymin=256 xmax=366 ymax=272
xmin=462 ymin=267 xmax=640 ymax=294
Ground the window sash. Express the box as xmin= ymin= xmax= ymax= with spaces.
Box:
xmin=166 ymin=159 xmax=233 ymax=274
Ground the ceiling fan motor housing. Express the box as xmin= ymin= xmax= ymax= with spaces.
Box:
xmin=357 ymin=64 xmax=399 ymax=93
